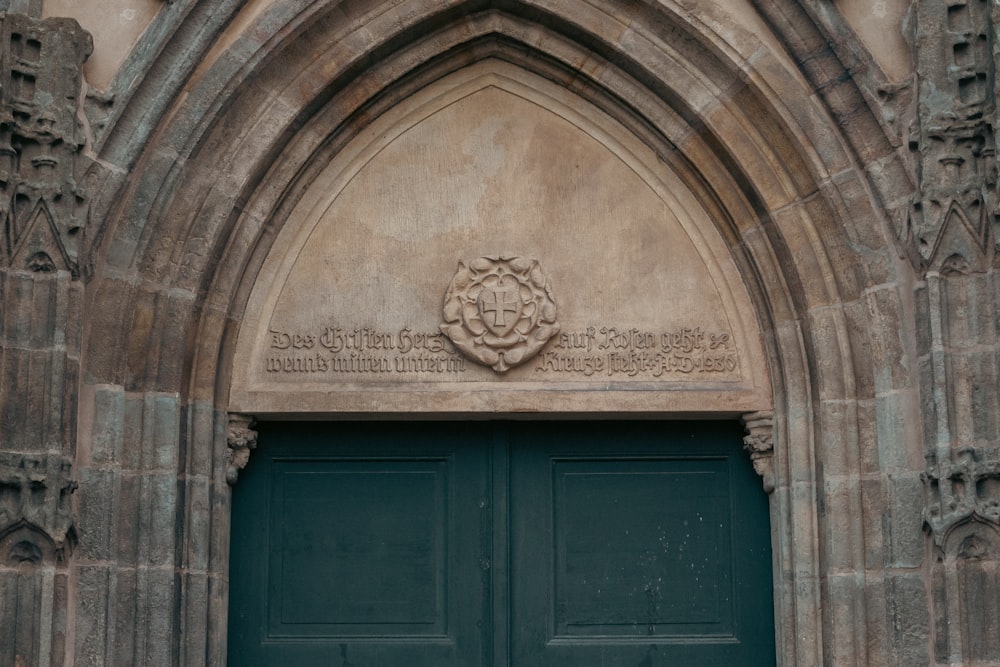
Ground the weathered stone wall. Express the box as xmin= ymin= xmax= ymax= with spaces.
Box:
xmin=0 ymin=1 xmax=996 ymax=665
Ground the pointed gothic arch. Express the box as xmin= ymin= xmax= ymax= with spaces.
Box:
xmin=78 ymin=2 xmax=916 ymax=665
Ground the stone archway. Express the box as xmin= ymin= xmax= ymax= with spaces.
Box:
xmin=71 ymin=2 xmax=918 ymax=665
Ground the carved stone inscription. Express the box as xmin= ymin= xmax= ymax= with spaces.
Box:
xmin=267 ymin=326 xmax=468 ymax=375
xmin=264 ymin=323 xmax=737 ymax=380
xmin=536 ymin=326 xmax=737 ymax=378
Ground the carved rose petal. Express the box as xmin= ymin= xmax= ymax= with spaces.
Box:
xmin=530 ymin=265 xmax=546 ymax=287
xmin=534 ymin=324 xmax=559 ymax=340
xmin=504 ymin=347 xmax=526 ymax=365
xmin=509 ymin=256 xmax=532 ymax=273
xmin=470 ymin=257 xmax=494 ymax=272
xmin=443 ymin=298 xmax=463 ymax=322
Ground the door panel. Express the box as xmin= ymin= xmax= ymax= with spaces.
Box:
xmin=228 ymin=422 xmax=492 ymax=666
xmin=509 ymin=421 xmax=775 ymax=666
xmin=268 ymin=459 xmax=448 ymax=636
xmin=229 ymin=421 xmax=774 ymax=666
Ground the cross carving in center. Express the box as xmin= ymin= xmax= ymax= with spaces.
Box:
xmin=481 ymin=288 xmax=520 ymax=326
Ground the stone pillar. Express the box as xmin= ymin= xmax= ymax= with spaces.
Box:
xmin=907 ymin=1 xmax=1000 ymax=662
xmin=0 ymin=11 xmax=94 ymax=667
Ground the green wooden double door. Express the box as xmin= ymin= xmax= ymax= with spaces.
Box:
xmin=228 ymin=421 xmax=775 ymax=666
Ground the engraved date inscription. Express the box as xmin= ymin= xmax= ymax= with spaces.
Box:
xmin=534 ymin=326 xmax=737 ymax=377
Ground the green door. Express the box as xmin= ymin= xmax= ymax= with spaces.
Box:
xmin=228 ymin=421 xmax=775 ymax=666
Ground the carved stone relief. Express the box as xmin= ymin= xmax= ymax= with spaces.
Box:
xmin=923 ymin=447 xmax=1000 ymax=549
xmin=0 ymin=13 xmax=95 ymax=276
xmin=226 ymin=414 xmax=258 ymax=485
xmin=906 ymin=0 xmax=999 ymax=273
xmin=0 ymin=451 xmax=76 ymax=667
xmin=0 ymin=451 xmax=76 ymax=560
xmin=741 ymin=411 xmax=775 ymax=494
xmin=440 ymin=254 xmax=560 ymax=372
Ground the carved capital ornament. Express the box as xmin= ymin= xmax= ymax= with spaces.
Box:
xmin=226 ymin=414 xmax=258 ymax=485
xmin=440 ymin=254 xmax=559 ymax=372
xmin=741 ymin=411 xmax=775 ymax=494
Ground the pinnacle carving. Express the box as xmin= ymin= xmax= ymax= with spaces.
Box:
xmin=226 ymin=414 xmax=258 ymax=485
xmin=741 ymin=411 xmax=774 ymax=494
xmin=0 ymin=13 xmax=95 ymax=276
xmin=905 ymin=0 xmax=999 ymax=273
xmin=440 ymin=254 xmax=560 ymax=372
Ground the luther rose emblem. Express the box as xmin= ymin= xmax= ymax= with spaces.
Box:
xmin=440 ymin=255 xmax=560 ymax=372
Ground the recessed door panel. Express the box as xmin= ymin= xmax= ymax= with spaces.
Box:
xmin=268 ymin=460 xmax=448 ymax=635
xmin=228 ymin=423 xmax=491 ymax=667
xmin=553 ymin=462 xmax=731 ymax=636
xmin=510 ymin=421 xmax=774 ymax=666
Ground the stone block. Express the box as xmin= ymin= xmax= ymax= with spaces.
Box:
xmin=862 ymin=574 xmax=890 ymax=664
xmin=755 ymin=60 xmax=852 ymax=175
xmin=180 ymin=573 xmax=209 ymax=667
xmin=84 ymin=277 xmax=135 ymax=386
xmin=114 ymin=474 xmax=140 ymax=562
xmin=888 ymin=473 xmax=926 ymax=568
xmin=89 ymin=385 xmax=124 ymax=464
xmin=808 ymin=309 xmax=850 ymax=401
xmin=864 ymin=286 xmax=911 ymax=393
xmin=75 ymin=467 xmax=117 ymax=562
xmin=752 ymin=0 xmax=829 ymax=62
xmin=860 ymin=477 xmax=886 ymax=570
xmin=917 ymin=357 xmax=939 ymax=450
xmin=887 ymin=572 xmax=930 ymax=666
xmin=183 ymin=476 xmax=212 ymax=571
xmin=855 ymin=398 xmax=881 ymax=475
xmin=740 ymin=226 xmax=795 ymax=326
xmin=875 ymin=390 xmax=922 ymax=471
xmin=142 ymin=472 xmax=177 ymax=567
xmin=122 ymin=395 xmax=146 ymax=471
xmin=112 ymin=567 xmax=137 ymax=663
xmin=702 ymin=100 xmax=798 ymax=211
xmin=822 ymin=476 xmax=862 ymax=571
xmin=73 ymin=565 xmax=111 ymax=667
xmin=186 ymin=402 xmax=218 ymax=478
xmin=913 ymin=282 xmax=933 ymax=357
xmin=816 ymin=399 xmax=857 ymax=477
xmin=146 ymin=393 xmax=180 ymax=471
xmin=824 ymin=572 xmax=863 ymax=664
xmin=771 ymin=203 xmax=837 ymax=308
xmin=208 ymin=478 xmax=232 ymax=575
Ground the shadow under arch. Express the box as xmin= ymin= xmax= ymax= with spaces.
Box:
xmin=81 ymin=2 xmax=913 ymax=665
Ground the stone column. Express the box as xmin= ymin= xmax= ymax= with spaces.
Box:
xmin=907 ymin=1 xmax=1000 ymax=662
xmin=0 ymin=9 xmax=94 ymax=667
